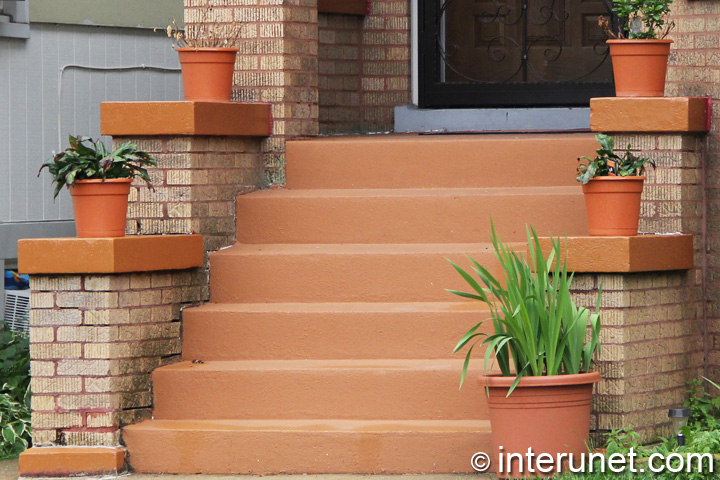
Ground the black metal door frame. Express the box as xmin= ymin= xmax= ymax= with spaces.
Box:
xmin=418 ymin=0 xmax=616 ymax=108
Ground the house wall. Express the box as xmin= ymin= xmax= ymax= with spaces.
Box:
xmin=318 ymin=0 xmax=411 ymax=135
xmin=665 ymin=1 xmax=720 ymax=382
xmin=0 ymin=24 xmax=182 ymax=260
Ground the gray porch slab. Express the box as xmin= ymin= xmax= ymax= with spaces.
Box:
xmin=394 ymin=105 xmax=591 ymax=133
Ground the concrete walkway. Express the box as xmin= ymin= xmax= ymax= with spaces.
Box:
xmin=0 ymin=462 xmax=495 ymax=480
xmin=0 ymin=459 xmax=18 ymax=480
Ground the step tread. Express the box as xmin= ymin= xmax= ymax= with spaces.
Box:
xmin=240 ymin=185 xmax=582 ymax=197
xmin=213 ymin=242 xmax=520 ymax=256
xmin=125 ymin=418 xmax=491 ymax=433
xmin=288 ymin=132 xmax=595 ymax=146
xmin=158 ymin=358 xmax=469 ymax=372
xmin=186 ymin=301 xmax=488 ymax=313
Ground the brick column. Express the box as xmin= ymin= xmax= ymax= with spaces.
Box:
xmin=184 ymin=0 xmax=320 ymax=185
xmin=17 ymin=101 xmax=273 ymax=477
xmin=101 ymin=101 xmax=272 ymax=252
xmin=17 ymin=236 xmax=204 ymax=474
xmin=580 ymin=96 xmax=710 ymax=443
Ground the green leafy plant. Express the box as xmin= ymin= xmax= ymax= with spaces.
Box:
xmin=605 ymin=425 xmax=643 ymax=456
xmin=576 ymin=134 xmax=655 ymax=185
xmin=685 ymin=378 xmax=720 ymax=431
xmin=449 ymin=224 xmax=602 ymax=394
xmin=599 ymin=0 xmax=674 ymax=39
xmin=0 ymin=324 xmax=31 ymax=459
xmin=39 ymin=135 xmax=157 ymax=198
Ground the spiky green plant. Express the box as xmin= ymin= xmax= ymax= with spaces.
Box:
xmin=448 ymin=224 xmax=601 ymax=395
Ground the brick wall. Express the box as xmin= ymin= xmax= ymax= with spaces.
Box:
xmin=318 ymin=0 xmax=411 ymax=134
xmin=29 ymin=270 xmax=207 ymax=446
xmin=117 ymin=136 xmax=263 ymax=253
xmin=665 ymin=0 xmax=720 ymax=382
xmin=184 ymin=0 xmax=320 ymax=186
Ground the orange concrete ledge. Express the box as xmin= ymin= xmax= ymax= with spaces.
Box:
xmin=19 ymin=446 xmax=125 ymax=477
xmin=318 ymin=0 xmax=368 ymax=15
xmin=18 ymin=235 xmax=204 ymax=274
xmin=538 ymin=234 xmax=694 ymax=273
xmin=101 ymin=101 xmax=272 ymax=137
xmin=590 ymin=97 xmax=711 ymax=133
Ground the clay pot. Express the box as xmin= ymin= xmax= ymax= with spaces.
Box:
xmin=480 ymin=372 xmax=601 ymax=478
xmin=607 ymin=39 xmax=672 ymax=97
xmin=582 ymin=176 xmax=645 ymax=236
xmin=69 ymin=179 xmax=132 ymax=238
xmin=177 ymin=47 xmax=238 ymax=102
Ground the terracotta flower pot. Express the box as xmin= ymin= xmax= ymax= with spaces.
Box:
xmin=480 ymin=372 xmax=601 ymax=478
xmin=582 ymin=176 xmax=645 ymax=236
xmin=177 ymin=47 xmax=238 ymax=102
xmin=607 ymin=39 xmax=672 ymax=97
xmin=69 ymin=179 xmax=132 ymax=238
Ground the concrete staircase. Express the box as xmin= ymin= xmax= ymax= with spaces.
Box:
xmin=123 ymin=133 xmax=595 ymax=474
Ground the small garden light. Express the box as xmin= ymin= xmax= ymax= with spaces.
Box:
xmin=668 ymin=407 xmax=691 ymax=446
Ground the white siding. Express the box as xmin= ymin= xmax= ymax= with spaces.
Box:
xmin=0 ymin=23 xmax=182 ymax=224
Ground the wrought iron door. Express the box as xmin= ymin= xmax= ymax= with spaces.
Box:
xmin=419 ymin=0 xmax=616 ymax=108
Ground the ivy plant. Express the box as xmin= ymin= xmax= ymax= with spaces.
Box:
xmin=576 ymin=134 xmax=655 ymax=185
xmin=0 ymin=325 xmax=31 ymax=459
xmin=39 ymin=135 xmax=157 ymax=198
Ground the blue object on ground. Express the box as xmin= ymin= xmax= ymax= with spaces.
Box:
xmin=4 ymin=270 xmax=29 ymax=290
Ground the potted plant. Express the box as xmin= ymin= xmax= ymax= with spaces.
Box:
xmin=600 ymin=0 xmax=674 ymax=96
xmin=576 ymin=133 xmax=655 ymax=236
xmin=39 ymin=135 xmax=156 ymax=238
xmin=449 ymin=224 xmax=601 ymax=478
xmin=163 ymin=2 xmax=242 ymax=102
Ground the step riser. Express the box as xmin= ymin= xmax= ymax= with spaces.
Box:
xmin=286 ymin=134 xmax=598 ymax=189
xmin=152 ymin=366 xmax=487 ymax=420
xmin=235 ymin=191 xmax=588 ymax=244
xmin=123 ymin=428 xmax=492 ymax=474
xmin=182 ymin=306 xmax=491 ymax=361
xmin=209 ymin=249 xmax=504 ymax=303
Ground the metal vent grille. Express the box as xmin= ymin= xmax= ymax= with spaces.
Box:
xmin=4 ymin=289 xmax=30 ymax=334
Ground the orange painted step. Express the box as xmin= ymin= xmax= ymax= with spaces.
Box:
xmin=182 ymin=302 xmax=492 ymax=361
xmin=152 ymin=359 xmax=486 ymax=421
xmin=235 ymin=186 xmax=587 ymax=244
xmin=285 ymin=133 xmax=597 ymax=189
xmin=123 ymin=418 xmax=491 ymax=474
xmin=208 ymin=243 xmax=514 ymax=303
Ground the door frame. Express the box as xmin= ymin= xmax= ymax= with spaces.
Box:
xmin=414 ymin=0 xmax=616 ymax=109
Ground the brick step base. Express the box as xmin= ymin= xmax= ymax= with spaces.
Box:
xmin=151 ymin=359 xmax=486 ymax=420
xmin=286 ymin=133 xmax=597 ymax=189
xmin=235 ymin=186 xmax=587 ymax=244
xmin=208 ymin=242 xmax=515 ymax=303
xmin=182 ymin=302 xmax=491 ymax=361
xmin=123 ymin=419 xmax=492 ymax=474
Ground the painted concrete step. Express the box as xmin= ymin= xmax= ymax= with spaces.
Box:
xmin=152 ymin=359 xmax=486 ymax=421
xmin=285 ymin=133 xmax=596 ymax=189
xmin=209 ymin=243 xmax=514 ymax=303
xmin=123 ymin=418 xmax=491 ymax=474
xmin=181 ymin=302 xmax=492 ymax=361
xmin=235 ymin=186 xmax=587 ymax=244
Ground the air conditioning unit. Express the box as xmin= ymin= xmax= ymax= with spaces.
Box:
xmin=3 ymin=289 xmax=30 ymax=334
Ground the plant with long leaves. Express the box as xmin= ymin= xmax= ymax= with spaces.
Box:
xmin=448 ymin=224 xmax=601 ymax=396
xmin=576 ymin=134 xmax=655 ymax=185
xmin=39 ymin=135 xmax=157 ymax=198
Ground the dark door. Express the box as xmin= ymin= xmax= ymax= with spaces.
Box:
xmin=419 ymin=0 xmax=616 ymax=108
